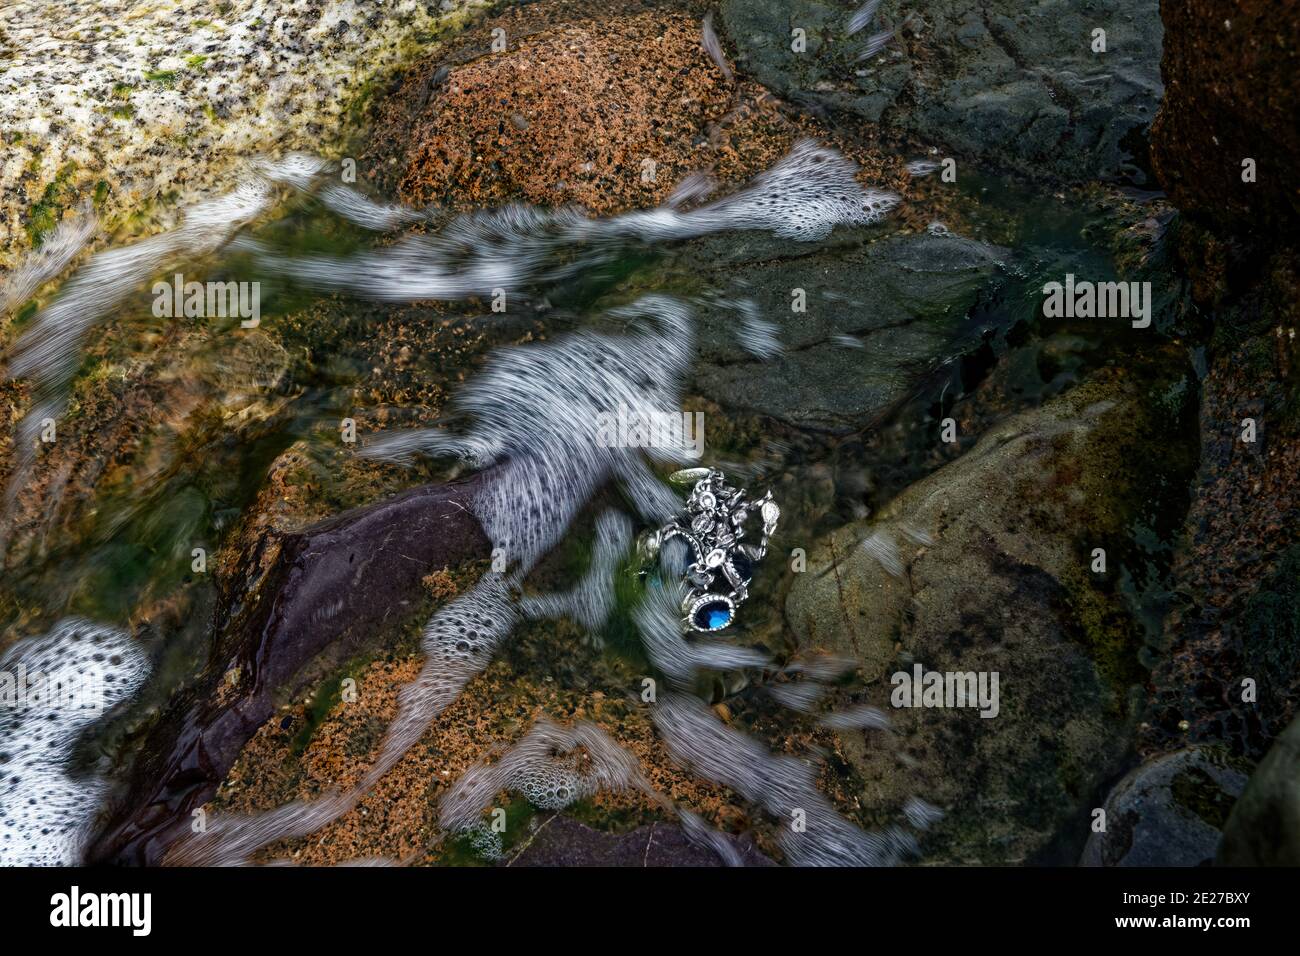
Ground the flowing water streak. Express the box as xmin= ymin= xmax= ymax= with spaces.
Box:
xmin=519 ymin=510 xmax=633 ymax=638
xmin=0 ymin=154 xmax=330 ymax=552
xmin=0 ymin=205 xmax=96 ymax=317
xmin=0 ymin=619 xmax=151 ymax=865
xmin=653 ymin=694 xmax=919 ymax=867
xmin=701 ymin=11 xmax=734 ymax=84
xmin=166 ymin=296 xmax=702 ymax=865
xmin=5 ymin=141 xmax=902 ymax=865
xmin=847 ymin=0 xmax=883 ymax=36
xmin=253 ymin=139 xmax=899 ymax=303
xmin=634 ymin=539 xmax=770 ymax=688
xmin=5 ymin=154 xmax=329 ymax=394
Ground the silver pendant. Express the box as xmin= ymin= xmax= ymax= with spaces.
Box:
xmin=647 ymin=468 xmax=779 ymax=633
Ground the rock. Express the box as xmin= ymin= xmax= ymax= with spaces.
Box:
xmin=1218 ymin=714 xmax=1300 ymax=865
xmin=382 ymin=9 xmax=733 ymax=215
xmin=785 ymin=354 xmax=1198 ymax=863
xmin=365 ymin=2 xmax=909 ymax=215
xmin=1140 ymin=248 xmax=1300 ymax=759
xmin=502 ymin=815 xmax=773 ymax=866
xmin=1080 ymin=747 xmax=1250 ymax=867
xmin=0 ymin=0 xmax=487 ymax=268
xmin=720 ymin=0 xmax=1163 ymax=183
xmin=1133 ymin=0 xmax=1300 ymax=765
xmin=691 ymin=230 xmax=1005 ymax=432
xmin=87 ymin=474 xmax=492 ymax=865
xmin=1150 ymin=0 xmax=1300 ymax=233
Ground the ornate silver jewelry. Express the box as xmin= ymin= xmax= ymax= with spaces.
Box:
xmin=645 ymin=467 xmax=778 ymax=633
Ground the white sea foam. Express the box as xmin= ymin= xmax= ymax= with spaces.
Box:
xmin=22 ymin=141 xmax=913 ymax=867
xmin=439 ymin=719 xmax=650 ymax=832
xmin=0 ymin=618 xmax=150 ymax=866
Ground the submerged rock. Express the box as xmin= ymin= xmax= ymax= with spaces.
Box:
xmin=1081 ymin=747 xmax=1250 ymax=867
xmin=503 ymin=814 xmax=773 ymax=866
xmin=1133 ymin=0 xmax=1300 ymax=766
xmin=366 ymin=1 xmax=910 ymax=215
xmin=1218 ymin=714 xmax=1300 ymax=866
xmin=719 ymin=0 xmax=1163 ymax=183
xmin=690 ymin=230 xmax=1005 ymax=432
xmin=88 ymin=474 xmax=491 ymax=865
xmin=1140 ymin=245 xmax=1300 ymax=759
xmin=785 ymin=355 xmax=1198 ymax=863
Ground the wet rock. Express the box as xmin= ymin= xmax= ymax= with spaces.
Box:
xmin=1132 ymin=0 xmax=1300 ymax=763
xmin=0 ymin=326 xmax=294 ymax=629
xmin=719 ymin=0 xmax=1163 ymax=183
xmin=0 ymin=0 xmax=487 ymax=268
xmin=1218 ymin=714 xmax=1300 ymax=866
xmin=87 ymin=474 xmax=492 ymax=865
xmin=1141 ymin=247 xmax=1300 ymax=759
xmin=503 ymin=815 xmax=773 ymax=866
xmin=1150 ymin=0 xmax=1300 ymax=233
xmin=1081 ymin=747 xmax=1250 ymax=867
xmin=691 ymin=230 xmax=1005 ymax=432
xmin=785 ymin=355 xmax=1198 ymax=863
xmin=366 ymin=1 xmax=910 ymax=216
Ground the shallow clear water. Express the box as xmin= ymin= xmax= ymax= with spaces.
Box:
xmin=0 ymin=146 xmax=1188 ymax=865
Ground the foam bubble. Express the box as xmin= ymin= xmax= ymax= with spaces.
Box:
xmin=0 ymin=619 xmax=150 ymax=866
xmin=439 ymin=719 xmax=648 ymax=832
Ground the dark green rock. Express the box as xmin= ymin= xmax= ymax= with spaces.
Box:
xmin=691 ymin=231 xmax=1005 ymax=432
xmin=1081 ymin=747 xmax=1250 ymax=866
xmin=785 ymin=355 xmax=1198 ymax=863
xmin=1219 ymin=714 xmax=1300 ymax=866
xmin=720 ymin=0 xmax=1163 ymax=183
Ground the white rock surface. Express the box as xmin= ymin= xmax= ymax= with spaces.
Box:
xmin=0 ymin=0 xmax=485 ymax=270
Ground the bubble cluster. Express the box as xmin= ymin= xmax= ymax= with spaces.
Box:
xmin=0 ymin=619 xmax=150 ymax=866
xmin=439 ymin=719 xmax=650 ymax=833
xmin=366 ymin=295 xmax=698 ymax=570
xmin=705 ymin=139 xmax=900 ymax=241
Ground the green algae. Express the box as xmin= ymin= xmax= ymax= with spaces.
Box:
xmin=24 ymin=162 xmax=79 ymax=247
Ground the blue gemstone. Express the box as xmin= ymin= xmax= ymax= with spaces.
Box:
xmin=694 ymin=602 xmax=733 ymax=630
